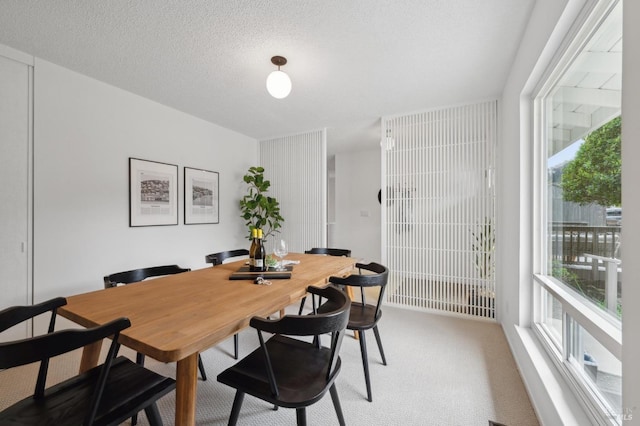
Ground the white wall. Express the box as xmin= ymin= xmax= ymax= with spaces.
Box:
xmin=32 ymin=59 xmax=257 ymax=305
xmin=334 ymin=148 xmax=381 ymax=263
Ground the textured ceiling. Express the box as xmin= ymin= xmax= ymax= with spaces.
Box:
xmin=0 ymin=0 xmax=535 ymax=154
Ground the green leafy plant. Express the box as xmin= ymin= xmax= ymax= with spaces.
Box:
xmin=265 ymin=254 xmax=278 ymax=268
xmin=239 ymin=166 xmax=284 ymax=241
xmin=561 ymin=116 xmax=621 ymax=207
xmin=471 ymin=218 xmax=495 ymax=280
xmin=551 ymin=260 xmax=582 ymax=291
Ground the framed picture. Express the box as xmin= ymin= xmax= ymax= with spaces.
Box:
xmin=129 ymin=158 xmax=178 ymax=227
xmin=184 ymin=167 xmax=219 ymax=224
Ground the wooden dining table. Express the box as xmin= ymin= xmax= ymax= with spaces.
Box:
xmin=58 ymin=252 xmax=355 ymax=426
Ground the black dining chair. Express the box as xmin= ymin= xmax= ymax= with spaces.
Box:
xmin=217 ymin=285 xmax=351 ymax=426
xmin=324 ymin=262 xmax=389 ymax=402
xmin=104 ymin=264 xmax=204 ymax=425
xmin=299 ymin=247 xmax=352 ymax=315
xmin=103 ymin=264 xmax=191 ymax=289
xmin=103 ymin=264 xmax=206 ymax=376
xmin=205 ymin=249 xmax=250 ymax=360
xmin=205 ymin=249 xmax=249 ymax=266
xmin=0 ymin=298 xmax=176 ymax=426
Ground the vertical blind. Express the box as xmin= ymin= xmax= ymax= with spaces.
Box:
xmin=382 ymin=101 xmax=497 ymax=318
xmin=259 ymin=130 xmax=327 ymax=253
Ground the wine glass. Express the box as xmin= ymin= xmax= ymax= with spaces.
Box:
xmin=273 ymin=239 xmax=288 ymax=271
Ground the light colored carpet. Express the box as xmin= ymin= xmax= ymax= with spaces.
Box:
xmin=0 ymin=305 xmax=539 ymax=425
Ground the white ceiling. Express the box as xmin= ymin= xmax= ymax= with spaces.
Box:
xmin=0 ymin=0 xmax=535 ymax=155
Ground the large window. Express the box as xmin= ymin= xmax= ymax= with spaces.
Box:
xmin=534 ymin=1 xmax=622 ymax=423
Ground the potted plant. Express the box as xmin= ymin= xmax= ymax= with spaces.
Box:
xmin=469 ymin=217 xmax=495 ymax=316
xmin=471 ymin=218 xmax=495 ymax=282
xmin=239 ymin=166 xmax=284 ymax=241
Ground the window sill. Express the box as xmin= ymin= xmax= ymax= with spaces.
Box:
xmin=534 ymin=274 xmax=621 ymax=360
xmin=506 ymin=324 xmax=595 ymax=425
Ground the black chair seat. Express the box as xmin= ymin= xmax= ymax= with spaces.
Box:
xmin=345 ymin=302 xmax=382 ymax=330
xmin=0 ymin=356 xmax=175 ymax=426
xmin=218 ymin=335 xmax=341 ymax=408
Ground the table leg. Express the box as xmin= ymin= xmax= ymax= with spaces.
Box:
xmin=175 ymin=353 xmax=199 ymax=426
xmin=79 ymin=340 xmax=102 ymax=373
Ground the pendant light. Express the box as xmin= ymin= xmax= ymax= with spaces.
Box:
xmin=266 ymin=56 xmax=291 ymax=99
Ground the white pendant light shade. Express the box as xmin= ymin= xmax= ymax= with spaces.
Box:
xmin=266 ymin=70 xmax=292 ymax=99
xmin=266 ymin=56 xmax=291 ymax=99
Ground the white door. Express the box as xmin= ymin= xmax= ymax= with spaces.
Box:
xmin=0 ymin=53 xmax=32 ymax=341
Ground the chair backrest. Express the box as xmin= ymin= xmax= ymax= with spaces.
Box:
xmin=104 ymin=264 xmax=190 ymax=288
xmin=205 ymin=249 xmax=250 ymax=266
xmin=0 ymin=298 xmax=130 ymax=425
xmin=305 ymin=247 xmax=352 ymax=257
xmin=250 ymin=285 xmax=351 ymax=383
xmin=0 ymin=297 xmax=68 ymax=394
xmin=0 ymin=316 xmax=128 ymax=370
xmin=0 ymin=297 xmax=66 ymax=334
xmin=329 ymin=262 xmax=388 ymax=316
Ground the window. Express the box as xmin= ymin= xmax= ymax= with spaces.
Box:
xmin=534 ymin=0 xmax=622 ymax=423
xmin=540 ymin=287 xmax=563 ymax=350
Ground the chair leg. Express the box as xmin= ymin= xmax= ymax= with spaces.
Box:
xmin=330 ymin=383 xmax=346 ymax=426
xmin=144 ymin=402 xmax=163 ymax=426
xmin=373 ymin=325 xmax=387 ymax=365
xmin=358 ymin=330 xmax=373 ymax=402
xmin=234 ymin=333 xmax=239 ymax=360
xmin=198 ymin=354 xmax=207 ymax=381
xmin=296 ymin=407 xmax=307 ymax=426
xmin=132 ymin=352 xmax=146 ymax=425
xmin=298 ymin=296 xmax=307 ymax=315
xmin=228 ymin=391 xmax=245 ymax=426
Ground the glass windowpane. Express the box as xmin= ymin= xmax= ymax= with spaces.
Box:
xmin=541 ymin=288 xmax=563 ymax=348
xmin=567 ymin=316 xmax=622 ymax=418
xmin=544 ymin=3 xmax=622 ymax=320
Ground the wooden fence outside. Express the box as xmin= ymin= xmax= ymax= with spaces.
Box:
xmin=551 ymin=225 xmax=621 ymax=265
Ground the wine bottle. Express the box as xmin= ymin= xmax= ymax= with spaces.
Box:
xmin=255 ymin=229 xmax=266 ymax=272
xmin=249 ymin=228 xmax=258 ymax=271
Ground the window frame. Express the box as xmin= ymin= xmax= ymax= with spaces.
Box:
xmin=531 ymin=0 xmax=622 ymax=423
